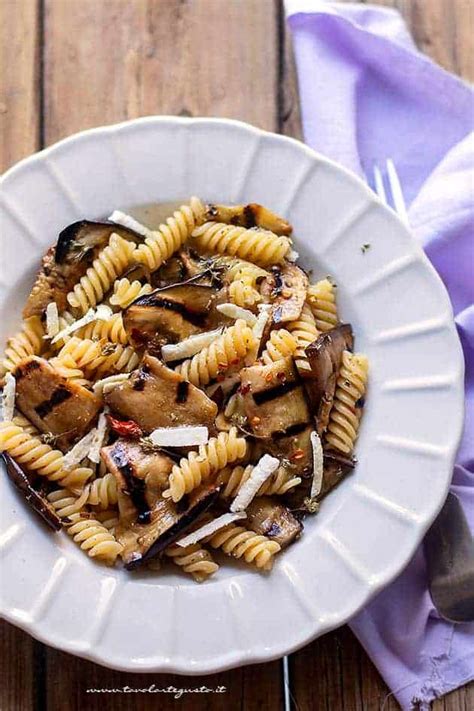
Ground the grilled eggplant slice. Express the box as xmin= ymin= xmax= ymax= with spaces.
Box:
xmin=245 ymin=496 xmax=302 ymax=548
xmin=2 ymin=452 xmax=61 ymax=531
xmin=205 ymin=203 xmax=292 ymax=236
xmin=261 ymin=264 xmax=308 ymax=324
xmin=124 ymin=281 xmax=218 ymax=348
xmin=13 ymin=356 xmax=101 ymax=451
xmin=305 ymin=324 xmax=354 ymax=434
xmin=318 ymin=452 xmax=355 ymax=500
xmin=23 ymin=220 xmax=142 ymax=318
xmin=104 ymin=354 xmax=218 ymax=433
xmin=240 ymin=357 xmax=310 ymax=439
xmin=102 ymin=439 xmax=219 ymax=568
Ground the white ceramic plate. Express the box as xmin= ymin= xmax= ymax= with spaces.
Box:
xmin=0 ymin=117 xmax=464 ymax=673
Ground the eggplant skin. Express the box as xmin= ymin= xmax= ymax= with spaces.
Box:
xmin=55 ymin=220 xmax=142 ymax=264
xmin=245 ymin=496 xmax=302 ymax=548
xmin=2 ymin=453 xmax=61 ymax=531
xmin=305 ymin=324 xmax=354 ymax=434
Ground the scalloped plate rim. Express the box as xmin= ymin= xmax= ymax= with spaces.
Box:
xmin=0 ymin=116 xmax=465 ymax=673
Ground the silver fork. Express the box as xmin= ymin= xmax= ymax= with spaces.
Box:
xmin=371 ymin=160 xmax=474 ymax=624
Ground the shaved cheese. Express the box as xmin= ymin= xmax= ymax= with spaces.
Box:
xmin=51 ymin=304 xmax=113 ymax=344
xmin=310 ymin=431 xmax=324 ymax=498
xmin=216 ymin=303 xmax=257 ymax=325
xmin=108 ymin=210 xmax=153 ymax=238
xmin=176 ymin=512 xmax=247 ymax=548
xmin=62 ymin=428 xmax=98 ymax=470
xmin=45 ymin=302 xmax=59 ymax=338
xmin=230 ymin=454 xmax=280 ymax=512
xmin=161 ymin=328 xmax=223 ymax=363
xmin=88 ymin=411 xmax=109 ymax=463
xmin=287 ymin=249 xmax=299 ymax=263
xmin=2 ymin=373 xmax=16 ymax=422
xmin=245 ymin=304 xmax=270 ymax=365
xmin=93 ymin=373 xmax=130 ymax=396
xmin=150 ymin=426 xmax=209 ymax=447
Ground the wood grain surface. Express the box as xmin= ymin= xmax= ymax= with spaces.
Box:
xmin=0 ymin=1 xmax=473 ymax=710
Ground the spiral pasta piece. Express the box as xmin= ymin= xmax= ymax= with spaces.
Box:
xmin=226 ymin=261 xmax=267 ymax=308
xmin=134 ymin=197 xmax=205 ymax=271
xmin=164 ymin=426 xmax=247 ymax=502
xmin=57 ymin=337 xmax=139 ymax=377
xmin=95 ymin=509 xmax=120 ymax=534
xmin=217 ymin=464 xmax=301 ymax=498
xmin=65 ymin=513 xmax=123 ymax=565
xmin=47 ymin=487 xmax=90 ymax=519
xmin=87 ymin=473 xmax=118 ymax=509
xmin=287 ymin=303 xmax=319 ymax=373
xmin=176 ymin=319 xmax=256 ymax=387
xmin=67 ymin=233 xmax=136 ymax=314
xmin=192 ymin=222 xmax=291 ymax=267
xmin=0 ymin=421 xmax=93 ymax=489
xmin=109 ymin=278 xmax=153 ymax=309
xmin=307 ymin=279 xmax=339 ymax=332
xmin=2 ymin=316 xmax=44 ymax=375
xmin=165 ymin=543 xmax=219 ymax=582
xmin=207 ymin=523 xmax=281 ymax=570
xmin=49 ymin=354 xmax=90 ymax=388
xmin=78 ymin=312 xmax=129 ymax=345
xmin=261 ymin=329 xmax=298 ymax=365
xmin=325 ymin=351 xmax=369 ymax=455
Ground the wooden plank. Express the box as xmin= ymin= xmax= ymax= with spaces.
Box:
xmin=43 ymin=0 xmax=279 ymax=146
xmin=42 ymin=0 xmax=282 ymax=708
xmin=0 ymin=2 xmax=41 ymax=708
xmin=0 ymin=0 xmax=40 ymax=172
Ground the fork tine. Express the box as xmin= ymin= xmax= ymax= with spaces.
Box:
xmin=373 ymin=165 xmax=387 ymax=204
xmin=386 ymin=159 xmax=409 ymax=224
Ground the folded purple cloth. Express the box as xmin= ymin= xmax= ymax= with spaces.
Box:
xmin=286 ymin=2 xmax=474 ymax=708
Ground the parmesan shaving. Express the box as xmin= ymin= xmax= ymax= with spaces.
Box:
xmin=51 ymin=304 xmax=113 ymax=344
xmin=149 ymin=426 xmax=209 ymax=447
xmin=230 ymin=454 xmax=280 ymax=512
xmin=310 ymin=431 xmax=324 ymax=498
xmin=108 ymin=210 xmax=153 ymax=238
xmin=45 ymin=302 xmax=59 ymax=338
xmin=2 ymin=373 xmax=16 ymax=422
xmin=62 ymin=428 xmax=98 ymax=470
xmin=216 ymin=303 xmax=257 ymax=325
xmin=161 ymin=328 xmax=223 ymax=363
xmin=88 ymin=411 xmax=109 ymax=463
xmin=93 ymin=373 xmax=130 ymax=397
xmin=287 ymin=248 xmax=299 ymax=263
xmin=245 ymin=304 xmax=270 ymax=365
xmin=176 ymin=512 xmax=247 ymax=548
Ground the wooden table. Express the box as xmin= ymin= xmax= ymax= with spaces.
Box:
xmin=1 ymin=1 xmax=472 ymax=709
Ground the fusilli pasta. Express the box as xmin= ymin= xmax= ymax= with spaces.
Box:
xmin=325 ymin=351 xmax=369 ymax=455
xmin=307 ymin=279 xmax=339 ymax=332
xmin=287 ymin=303 xmax=319 ymax=373
xmin=78 ymin=312 xmax=129 ymax=345
xmin=216 ymin=464 xmax=301 ymax=498
xmin=164 ymin=427 xmax=247 ymax=502
xmin=109 ymin=278 xmax=153 ymax=309
xmin=65 ymin=512 xmax=123 ymax=565
xmin=49 ymin=354 xmax=90 ymax=388
xmin=57 ymin=337 xmax=139 ymax=377
xmin=47 ymin=487 xmax=90 ymax=518
xmin=207 ymin=523 xmax=281 ymax=570
xmin=0 ymin=420 xmax=93 ymax=489
xmin=192 ymin=222 xmax=291 ymax=267
xmin=67 ymin=233 xmax=136 ymax=314
xmin=87 ymin=473 xmax=118 ymax=509
xmin=165 ymin=543 xmax=219 ymax=582
xmin=260 ymin=329 xmax=298 ymax=365
xmin=134 ymin=197 xmax=205 ymax=271
xmin=1 ymin=316 xmax=44 ymax=376
xmin=176 ymin=319 xmax=256 ymax=387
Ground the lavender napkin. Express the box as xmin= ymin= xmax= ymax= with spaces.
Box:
xmin=286 ymin=2 xmax=474 ymax=708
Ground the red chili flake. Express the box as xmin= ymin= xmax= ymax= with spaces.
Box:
xmin=291 ymin=448 xmax=305 ymax=461
xmin=265 ymin=372 xmax=274 ymax=382
xmin=106 ymin=415 xmax=143 ymax=439
xmin=282 ymin=289 xmax=292 ymax=299
xmin=276 ymin=371 xmax=286 ymax=381
xmin=251 ymin=416 xmax=261 ymax=426
xmin=230 ymin=358 xmax=240 ymax=366
xmin=240 ymin=383 xmax=251 ymax=395
xmin=216 ymin=373 xmax=226 ymax=382
xmin=217 ymin=362 xmax=227 ymax=371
